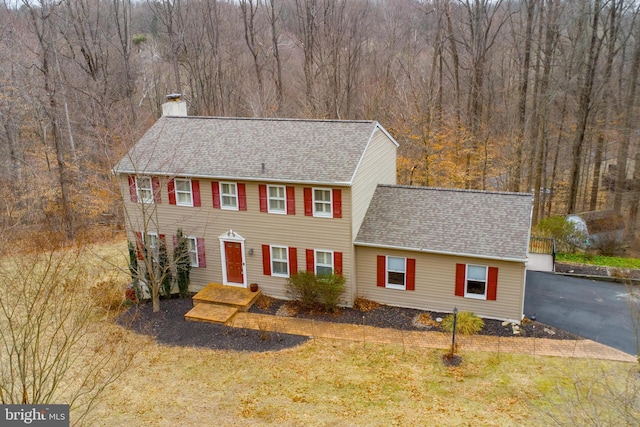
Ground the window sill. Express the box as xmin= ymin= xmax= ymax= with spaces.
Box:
xmin=463 ymin=293 xmax=487 ymax=300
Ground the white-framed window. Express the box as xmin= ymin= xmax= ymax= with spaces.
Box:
xmin=315 ymin=250 xmax=333 ymax=276
xmin=386 ymin=256 xmax=406 ymax=290
xmin=313 ymin=188 xmax=332 ymax=217
xmin=268 ymin=185 xmax=286 ymax=214
xmin=270 ymin=245 xmax=289 ymax=277
xmin=187 ymin=237 xmax=199 ymax=267
xmin=145 ymin=232 xmax=159 ymax=260
xmin=221 ymin=182 xmax=238 ymax=210
xmin=175 ymin=178 xmax=193 ymax=206
xmin=136 ymin=177 xmax=154 ymax=204
xmin=465 ymin=265 xmax=488 ymax=299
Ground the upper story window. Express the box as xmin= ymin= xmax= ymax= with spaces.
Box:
xmin=221 ymin=182 xmax=238 ymax=210
xmin=175 ymin=179 xmax=193 ymax=206
xmin=313 ymin=188 xmax=332 ymax=217
xmin=268 ymin=185 xmax=286 ymax=214
xmin=304 ymin=187 xmax=341 ymax=218
xmin=136 ymin=177 xmax=154 ymax=203
xmin=129 ymin=175 xmax=160 ymax=204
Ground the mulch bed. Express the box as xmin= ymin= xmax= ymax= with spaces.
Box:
xmin=249 ymin=296 xmax=580 ymax=340
xmin=117 ymin=298 xmax=309 ymax=352
xmin=117 ymin=293 xmax=580 ymax=353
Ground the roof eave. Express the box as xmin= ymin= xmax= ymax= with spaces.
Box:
xmin=111 ymin=169 xmax=353 ymax=187
xmin=353 ymin=241 xmax=528 ymax=263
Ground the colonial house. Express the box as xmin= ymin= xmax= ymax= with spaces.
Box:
xmin=113 ymin=97 xmax=533 ymax=323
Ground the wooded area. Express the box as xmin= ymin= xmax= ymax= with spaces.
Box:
xmin=0 ymin=0 xmax=639 ymax=249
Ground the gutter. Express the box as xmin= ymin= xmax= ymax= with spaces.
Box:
xmin=354 ymin=241 xmax=527 ymax=263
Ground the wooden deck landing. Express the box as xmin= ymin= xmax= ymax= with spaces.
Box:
xmin=185 ymin=283 xmax=261 ymax=324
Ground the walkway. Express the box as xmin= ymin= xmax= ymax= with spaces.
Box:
xmin=229 ymin=312 xmax=637 ymax=363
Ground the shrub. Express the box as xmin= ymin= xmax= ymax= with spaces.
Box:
xmin=90 ymin=273 xmax=127 ymax=312
xmin=286 ymin=271 xmax=318 ymax=308
xmin=174 ymin=229 xmax=191 ymax=298
xmin=534 ymin=216 xmax=586 ymax=253
xmin=317 ymin=273 xmax=345 ymax=312
xmin=441 ymin=311 xmax=484 ymax=335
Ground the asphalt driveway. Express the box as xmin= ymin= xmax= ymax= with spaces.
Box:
xmin=524 ymin=271 xmax=639 ymax=356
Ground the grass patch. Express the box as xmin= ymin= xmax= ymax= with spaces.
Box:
xmin=556 ymin=252 xmax=640 ymax=269
xmin=90 ymin=337 xmax=636 ymax=426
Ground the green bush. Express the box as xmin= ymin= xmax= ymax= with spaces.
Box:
xmin=317 ymin=273 xmax=345 ymax=313
xmin=534 ymin=216 xmax=586 ymax=253
xmin=286 ymin=271 xmax=318 ymax=308
xmin=441 ymin=311 xmax=484 ymax=335
xmin=174 ymin=229 xmax=191 ymax=298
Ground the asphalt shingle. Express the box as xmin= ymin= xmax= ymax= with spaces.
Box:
xmin=113 ymin=116 xmax=383 ymax=185
xmin=355 ymin=185 xmax=533 ymax=261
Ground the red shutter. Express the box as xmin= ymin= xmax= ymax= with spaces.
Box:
xmin=262 ymin=245 xmax=271 ymax=276
xmin=304 ymin=188 xmax=313 ymax=216
xmin=306 ymin=249 xmax=314 ymax=272
xmin=259 ymin=185 xmax=268 ymax=212
xmin=455 ymin=264 xmax=466 ymax=296
xmin=197 ymin=238 xmax=206 ymax=268
xmin=238 ymin=183 xmax=247 ymax=211
xmin=128 ymin=176 xmax=138 ymax=202
xmin=289 ymin=247 xmax=298 ymax=275
xmin=135 ymin=232 xmax=144 ymax=260
xmin=172 ymin=235 xmax=178 ymax=248
xmin=377 ymin=256 xmax=386 ymax=287
xmin=211 ymin=181 xmax=220 ymax=208
xmin=332 ymin=188 xmax=342 ymax=218
xmin=334 ymin=252 xmax=343 ymax=276
xmin=487 ymin=267 xmax=498 ymax=300
xmin=152 ymin=177 xmax=161 ymax=203
xmin=286 ymin=186 xmax=296 ymax=215
xmin=406 ymin=258 xmax=416 ymax=290
xmin=168 ymin=179 xmax=176 ymax=205
xmin=192 ymin=180 xmax=201 ymax=207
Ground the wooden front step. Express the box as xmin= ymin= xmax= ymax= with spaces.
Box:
xmin=192 ymin=283 xmax=260 ymax=311
xmin=185 ymin=303 xmax=238 ymax=324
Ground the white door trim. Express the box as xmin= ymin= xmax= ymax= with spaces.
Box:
xmin=218 ymin=230 xmax=247 ymax=288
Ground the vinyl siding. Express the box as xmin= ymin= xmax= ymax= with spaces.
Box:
xmin=355 ymin=246 xmax=526 ymax=323
xmin=350 ymin=128 xmax=397 ymax=240
xmin=120 ymin=175 xmax=354 ymax=302
xmin=349 ymin=128 xmax=397 ymax=305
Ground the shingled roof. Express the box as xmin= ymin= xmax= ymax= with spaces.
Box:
xmin=355 ymin=185 xmax=533 ymax=262
xmin=113 ymin=116 xmax=396 ymax=185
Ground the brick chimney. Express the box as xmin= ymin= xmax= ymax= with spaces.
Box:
xmin=161 ymin=93 xmax=188 ymax=116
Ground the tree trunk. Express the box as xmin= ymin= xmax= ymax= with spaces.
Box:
xmin=567 ymin=0 xmax=602 ymax=214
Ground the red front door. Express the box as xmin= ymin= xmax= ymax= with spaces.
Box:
xmin=224 ymin=241 xmax=244 ymax=284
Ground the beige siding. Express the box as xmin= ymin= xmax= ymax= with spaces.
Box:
xmin=355 ymin=246 xmax=526 ymax=323
xmin=120 ymin=175 xmax=354 ymax=302
xmin=349 ymin=128 xmax=397 ymax=304
xmin=350 ymin=129 xmax=397 ymax=240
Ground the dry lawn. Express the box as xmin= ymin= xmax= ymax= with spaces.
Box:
xmin=89 ymin=334 xmax=636 ymax=426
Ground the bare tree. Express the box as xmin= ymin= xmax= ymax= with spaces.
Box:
xmin=0 ymin=250 xmax=137 ymax=424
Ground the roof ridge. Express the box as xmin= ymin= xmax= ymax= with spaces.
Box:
xmin=378 ymin=184 xmax=533 ymax=197
xmin=163 ymin=116 xmax=377 ymax=124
